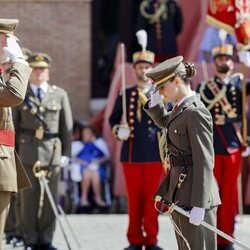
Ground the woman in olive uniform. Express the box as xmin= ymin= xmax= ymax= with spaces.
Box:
xmin=144 ymin=56 xmax=221 ymax=250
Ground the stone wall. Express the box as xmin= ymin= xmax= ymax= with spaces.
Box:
xmin=0 ymin=0 xmax=92 ymax=120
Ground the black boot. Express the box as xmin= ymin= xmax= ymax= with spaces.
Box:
xmin=25 ymin=244 xmax=39 ymax=250
xmin=40 ymin=243 xmax=58 ymax=250
xmin=124 ymin=244 xmax=143 ymax=250
xmin=145 ymin=244 xmax=164 ymax=250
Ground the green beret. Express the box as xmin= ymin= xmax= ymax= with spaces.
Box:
xmin=0 ymin=19 xmax=19 ymax=36
xmin=27 ymin=53 xmax=51 ymax=68
xmin=146 ymin=56 xmax=185 ymax=93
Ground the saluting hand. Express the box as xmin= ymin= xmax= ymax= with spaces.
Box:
xmin=3 ymin=37 xmax=27 ymax=65
xmin=149 ymin=90 xmax=162 ymax=108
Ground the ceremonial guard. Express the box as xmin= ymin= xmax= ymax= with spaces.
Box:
xmin=12 ymin=53 xmax=73 ymax=250
xmin=136 ymin=0 xmax=183 ymax=62
xmin=197 ymin=44 xmax=250 ymax=250
xmin=109 ymin=32 xmax=164 ymax=250
xmin=144 ymin=56 xmax=221 ymax=250
xmin=0 ymin=19 xmax=31 ymax=250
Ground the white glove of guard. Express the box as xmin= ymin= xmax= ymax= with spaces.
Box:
xmin=60 ymin=155 xmax=70 ymax=168
xmin=3 ymin=37 xmax=27 ymax=65
xmin=189 ymin=207 xmax=205 ymax=226
xmin=117 ymin=126 xmax=131 ymax=141
xmin=149 ymin=90 xmax=162 ymax=108
xmin=238 ymin=50 xmax=250 ymax=67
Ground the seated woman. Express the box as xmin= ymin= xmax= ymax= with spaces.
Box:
xmin=72 ymin=124 xmax=110 ymax=207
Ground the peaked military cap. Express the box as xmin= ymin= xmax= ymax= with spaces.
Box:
xmin=132 ymin=50 xmax=155 ymax=65
xmin=27 ymin=53 xmax=51 ymax=68
xmin=146 ymin=56 xmax=185 ymax=93
xmin=0 ymin=19 xmax=19 ymax=36
xmin=212 ymin=44 xmax=233 ymax=59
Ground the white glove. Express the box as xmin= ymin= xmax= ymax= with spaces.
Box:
xmin=189 ymin=207 xmax=205 ymax=226
xmin=3 ymin=37 xmax=27 ymax=65
xmin=60 ymin=155 xmax=70 ymax=168
xmin=238 ymin=50 xmax=250 ymax=67
xmin=117 ymin=126 xmax=131 ymax=141
xmin=149 ymin=90 xmax=162 ymax=108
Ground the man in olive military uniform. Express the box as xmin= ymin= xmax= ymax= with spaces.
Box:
xmin=197 ymin=44 xmax=250 ymax=250
xmin=109 ymin=41 xmax=164 ymax=249
xmin=0 ymin=19 xmax=31 ymax=250
xmin=12 ymin=53 xmax=73 ymax=250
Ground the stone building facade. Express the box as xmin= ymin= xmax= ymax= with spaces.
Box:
xmin=0 ymin=0 xmax=92 ymax=119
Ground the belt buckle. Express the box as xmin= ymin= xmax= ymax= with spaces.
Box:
xmin=35 ymin=126 xmax=44 ymax=140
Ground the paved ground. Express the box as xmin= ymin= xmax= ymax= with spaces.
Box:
xmin=3 ymin=215 xmax=250 ymax=250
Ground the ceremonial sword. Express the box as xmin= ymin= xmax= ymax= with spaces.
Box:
xmin=156 ymin=196 xmax=250 ymax=250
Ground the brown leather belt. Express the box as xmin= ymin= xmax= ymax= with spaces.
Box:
xmin=169 ymin=154 xmax=193 ymax=166
xmin=21 ymin=128 xmax=59 ymax=140
xmin=0 ymin=130 xmax=15 ymax=147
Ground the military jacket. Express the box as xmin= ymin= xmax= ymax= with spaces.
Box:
xmin=145 ymin=94 xmax=221 ymax=208
xmin=0 ymin=62 xmax=32 ymax=192
xmin=12 ymin=84 xmax=73 ymax=167
xmin=197 ymin=74 xmax=250 ymax=155
xmin=136 ymin=0 xmax=183 ymax=57
xmin=109 ymin=85 xmax=161 ymax=163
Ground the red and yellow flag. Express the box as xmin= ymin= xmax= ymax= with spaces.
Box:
xmin=207 ymin=0 xmax=250 ymax=48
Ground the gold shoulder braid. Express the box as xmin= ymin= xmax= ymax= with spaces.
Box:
xmin=137 ymin=90 xmax=149 ymax=122
xmin=158 ymin=129 xmax=170 ymax=173
xmin=199 ymin=80 xmax=227 ymax=110
xmin=140 ymin=0 xmax=167 ymax=24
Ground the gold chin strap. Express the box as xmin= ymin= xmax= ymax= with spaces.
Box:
xmin=155 ymin=73 xmax=175 ymax=88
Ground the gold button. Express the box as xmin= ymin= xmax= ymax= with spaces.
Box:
xmin=130 ymin=134 xmax=134 ymax=138
xmin=39 ymin=106 xmax=45 ymax=112
xmin=130 ymin=127 xmax=134 ymax=131
xmin=131 ymin=91 xmax=137 ymax=96
xmin=21 ymin=139 xmax=25 ymax=143
xmin=148 ymin=127 xmax=152 ymax=131
xmin=174 ymin=129 xmax=177 ymax=133
xmin=129 ymin=111 xmax=134 ymax=116
xmin=148 ymin=120 xmax=152 ymax=124
xmin=130 ymin=105 xmax=134 ymax=109
xmin=130 ymin=119 xmax=134 ymax=123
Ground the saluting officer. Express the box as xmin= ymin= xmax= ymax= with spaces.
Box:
xmin=197 ymin=44 xmax=250 ymax=250
xmin=12 ymin=53 xmax=73 ymax=250
xmin=144 ymin=56 xmax=221 ymax=250
xmin=109 ymin=47 xmax=164 ymax=250
xmin=0 ymin=18 xmax=31 ymax=250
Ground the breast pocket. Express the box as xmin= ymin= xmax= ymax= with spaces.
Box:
xmin=45 ymin=102 xmax=62 ymax=121
xmin=169 ymin=126 xmax=189 ymax=149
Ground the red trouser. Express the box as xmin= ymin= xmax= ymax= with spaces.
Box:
xmin=122 ymin=162 xmax=163 ymax=246
xmin=214 ymin=150 xmax=242 ymax=246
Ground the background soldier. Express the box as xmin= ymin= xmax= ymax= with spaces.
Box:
xmin=196 ymin=44 xmax=250 ymax=250
xmin=12 ymin=53 xmax=73 ymax=250
xmin=109 ymin=46 xmax=164 ymax=250
xmin=0 ymin=19 xmax=31 ymax=250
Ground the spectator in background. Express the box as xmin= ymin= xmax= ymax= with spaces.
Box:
xmin=72 ymin=124 xmax=110 ymax=207
xmin=136 ymin=0 xmax=183 ymax=62
xmin=199 ymin=26 xmax=237 ymax=63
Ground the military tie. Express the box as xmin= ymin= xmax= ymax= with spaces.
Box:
xmin=37 ymin=87 xmax=43 ymax=102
